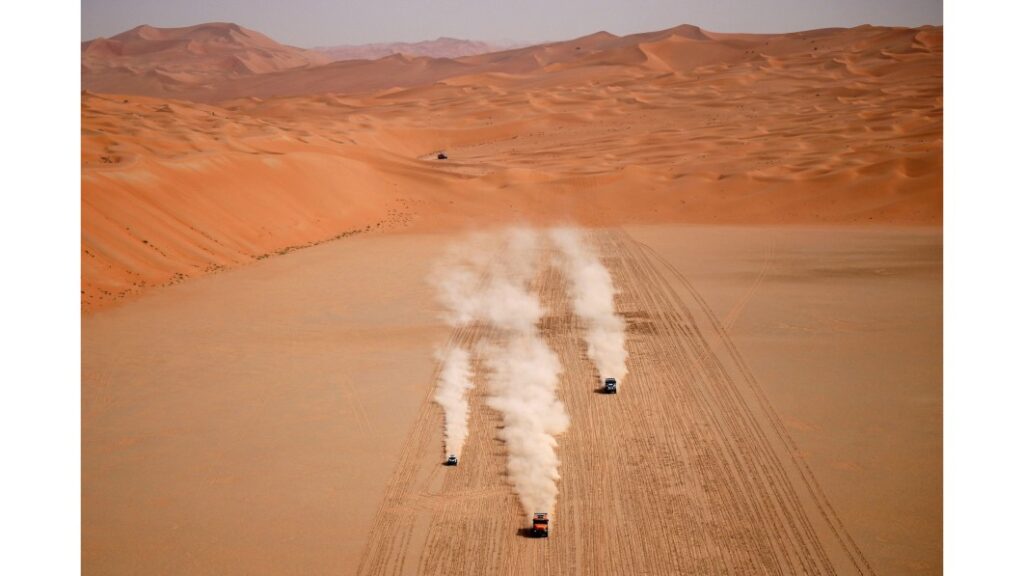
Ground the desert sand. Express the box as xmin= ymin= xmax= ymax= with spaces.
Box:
xmin=82 ymin=226 xmax=940 ymax=575
xmin=82 ymin=23 xmax=941 ymax=312
xmin=82 ymin=21 xmax=942 ymax=576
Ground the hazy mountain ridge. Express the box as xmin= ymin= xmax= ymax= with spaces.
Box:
xmin=82 ymin=22 xmax=330 ymax=95
xmin=314 ymin=37 xmax=520 ymax=61
xmin=82 ymin=21 xmax=941 ymax=102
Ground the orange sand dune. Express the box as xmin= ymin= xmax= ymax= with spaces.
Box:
xmin=82 ymin=24 xmax=941 ymax=312
xmin=82 ymin=23 xmax=329 ymax=98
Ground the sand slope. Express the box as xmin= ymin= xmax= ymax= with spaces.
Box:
xmin=82 ymin=24 xmax=941 ymax=312
xmin=82 ymin=23 xmax=330 ymax=98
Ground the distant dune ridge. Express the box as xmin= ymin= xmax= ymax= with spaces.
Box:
xmin=81 ymin=22 xmax=943 ymax=102
xmin=314 ymin=37 xmax=516 ymax=61
xmin=81 ymin=22 xmax=330 ymax=97
xmin=81 ymin=22 xmax=942 ymax=311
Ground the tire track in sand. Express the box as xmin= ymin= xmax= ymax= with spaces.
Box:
xmin=356 ymin=229 xmax=872 ymax=576
xmin=722 ymin=238 xmax=776 ymax=333
xmin=634 ymin=235 xmax=876 ymax=576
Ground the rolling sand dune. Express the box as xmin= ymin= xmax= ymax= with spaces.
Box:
xmin=82 ymin=20 xmax=942 ymax=576
xmin=82 ymin=23 xmax=329 ymax=98
xmin=83 ymin=24 xmax=940 ymax=311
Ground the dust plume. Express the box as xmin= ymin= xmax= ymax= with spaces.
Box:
xmin=432 ymin=228 xmax=569 ymax=517
xmin=433 ymin=228 xmax=542 ymax=332
xmin=550 ymin=227 xmax=629 ymax=385
xmin=434 ymin=346 xmax=474 ymax=457
xmin=480 ymin=333 xmax=568 ymax=515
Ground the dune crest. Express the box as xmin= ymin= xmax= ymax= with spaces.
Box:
xmin=82 ymin=23 xmax=941 ymax=312
xmin=82 ymin=22 xmax=329 ymax=97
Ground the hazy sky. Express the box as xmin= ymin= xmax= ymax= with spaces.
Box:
xmin=82 ymin=0 xmax=943 ymax=47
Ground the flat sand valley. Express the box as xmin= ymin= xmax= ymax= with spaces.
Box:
xmin=83 ymin=225 xmax=940 ymax=575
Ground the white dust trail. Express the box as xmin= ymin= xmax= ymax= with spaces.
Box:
xmin=433 ymin=229 xmax=542 ymax=332
xmin=480 ymin=332 xmax=568 ymax=515
xmin=432 ymin=228 xmax=569 ymax=517
xmin=550 ymin=227 xmax=629 ymax=385
xmin=434 ymin=346 xmax=474 ymax=458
